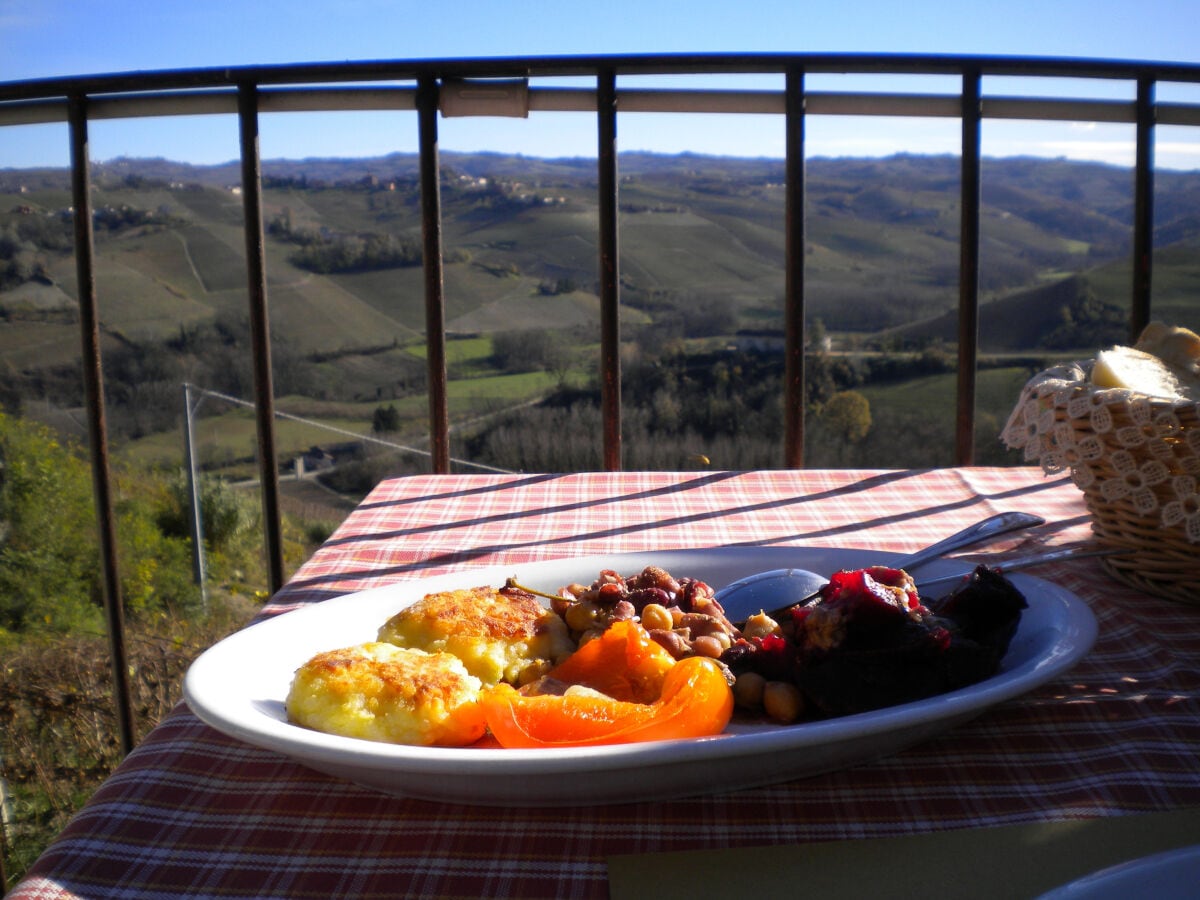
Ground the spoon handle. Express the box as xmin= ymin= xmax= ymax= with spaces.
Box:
xmin=898 ymin=511 xmax=1045 ymax=572
xmin=915 ymin=545 xmax=1131 ymax=591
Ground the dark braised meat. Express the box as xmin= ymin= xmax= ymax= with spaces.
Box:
xmin=723 ymin=564 xmax=1027 ymax=717
xmin=927 ymin=565 xmax=1029 ymax=688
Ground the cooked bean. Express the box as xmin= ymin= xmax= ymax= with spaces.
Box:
xmin=565 ymin=601 xmax=598 ymax=632
xmin=732 ymin=671 xmax=766 ymax=708
xmin=609 ymin=600 xmax=637 ymax=621
xmin=680 ymin=612 xmax=732 ymax=638
xmin=649 ymin=629 xmax=691 ymax=659
xmin=639 ymin=565 xmax=682 ymax=595
xmin=762 ymin=681 xmax=804 ymax=724
xmin=692 ymin=635 xmax=725 ymax=658
xmin=640 ymin=603 xmax=674 ymax=632
xmin=741 ymin=611 xmax=782 ymax=640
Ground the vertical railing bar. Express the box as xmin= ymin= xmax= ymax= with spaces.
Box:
xmin=417 ymin=76 xmax=451 ymax=474
xmin=783 ymin=66 xmax=807 ymax=468
xmin=1131 ymin=77 xmax=1155 ymax=340
xmin=236 ymin=83 xmax=285 ymax=593
xmin=597 ymin=68 xmax=622 ymax=471
xmin=956 ymin=68 xmax=983 ymax=466
xmin=67 ymin=94 xmax=136 ymax=756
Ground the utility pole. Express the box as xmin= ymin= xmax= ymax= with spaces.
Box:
xmin=182 ymin=383 xmax=208 ymax=611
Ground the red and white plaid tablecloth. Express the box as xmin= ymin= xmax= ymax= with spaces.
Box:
xmin=13 ymin=468 xmax=1200 ymax=899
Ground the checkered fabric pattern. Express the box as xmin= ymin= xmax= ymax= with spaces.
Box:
xmin=13 ymin=468 xmax=1200 ymax=899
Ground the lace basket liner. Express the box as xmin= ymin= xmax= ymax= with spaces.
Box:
xmin=1002 ymin=359 xmax=1200 ymax=605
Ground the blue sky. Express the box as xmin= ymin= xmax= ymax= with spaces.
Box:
xmin=2 ymin=0 xmax=1199 ymax=169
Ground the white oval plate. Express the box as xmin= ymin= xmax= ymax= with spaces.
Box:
xmin=1037 ymin=845 xmax=1200 ymax=899
xmin=184 ymin=547 xmax=1097 ymax=806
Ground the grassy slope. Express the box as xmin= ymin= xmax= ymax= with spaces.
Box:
xmin=3 ymin=153 xmax=1199 ymax=478
xmin=858 ymin=366 xmax=1036 ymax=467
xmin=6 ymin=155 xmax=1198 ymax=357
xmin=117 ymin=332 xmax=577 ymax=468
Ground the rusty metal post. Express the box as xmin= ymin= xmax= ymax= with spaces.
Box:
xmin=597 ymin=68 xmax=622 ymax=471
xmin=417 ymin=75 xmax=451 ymax=473
xmin=783 ymin=66 xmax=807 ymax=468
xmin=67 ymin=94 xmax=136 ymax=756
xmin=1131 ymin=77 xmax=1155 ymax=340
xmin=236 ymin=83 xmax=285 ymax=593
xmin=956 ymin=69 xmax=982 ymax=466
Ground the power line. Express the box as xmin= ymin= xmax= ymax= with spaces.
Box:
xmin=184 ymin=382 xmax=515 ymax=474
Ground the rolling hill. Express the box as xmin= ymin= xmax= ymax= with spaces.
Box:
xmin=2 ymin=150 xmax=1198 ymax=469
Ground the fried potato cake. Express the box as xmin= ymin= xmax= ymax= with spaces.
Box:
xmin=377 ymin=585 xmax=573 ymax=686
xmin=286 ymin=642 xmax=486 ymax=747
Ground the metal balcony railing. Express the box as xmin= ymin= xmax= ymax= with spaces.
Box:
xmin=2 ymin=53 xmax=1199 ymax=753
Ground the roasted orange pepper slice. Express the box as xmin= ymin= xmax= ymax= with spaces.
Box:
xmin=544 ymin=619 xmax=677 ymax=703
xmin=480 ymin=655 xmax=734 ymax=749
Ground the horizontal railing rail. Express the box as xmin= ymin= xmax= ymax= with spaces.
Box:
xmin=7 ymin=83 xmax=1200 ymax=127
xmin=1 ymin=53 xmax=1198 ymax=754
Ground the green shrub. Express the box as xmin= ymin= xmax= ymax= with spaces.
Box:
xmin=0 ymin=412 xmax=101 ymax=635
xmin=156 ymin=470 xmax=259 ymax=552
xmin=0 ymin=413 xmax=205 ymax=636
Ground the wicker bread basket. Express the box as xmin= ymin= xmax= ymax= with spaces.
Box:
xmin=1002 ymin=359 xmax=1200 ymax=605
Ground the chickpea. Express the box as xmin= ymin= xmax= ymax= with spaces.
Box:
xmin=692 ymin=635 xmax=725 ymax=658
xmin=733 ymin=671 xmax=766 ymax=709
xmin=741 ymin=611 xmax=782 ymax=640
xmin=640 ymin=603 xmax=674 ymax=632
xmin=762 ymin=681 xmax=805 ymax=724
xmin=564 ymin=600 xmax=599 ymax=632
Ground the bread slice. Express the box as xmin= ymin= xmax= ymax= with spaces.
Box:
xmin=1091 ymin=322 xmax=1200 ymax=400
xmin=1135 ymin=321 xmax=1200 ymax=377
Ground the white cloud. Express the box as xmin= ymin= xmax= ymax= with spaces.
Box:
xmin=1155 ymin=141 xmax=1200 ymax=171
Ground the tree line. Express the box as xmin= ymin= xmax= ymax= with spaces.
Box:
xmin=463 ymin=342 xmax=887 ymax=472
xmin=267 ymin=211 xmax=424 ymax=274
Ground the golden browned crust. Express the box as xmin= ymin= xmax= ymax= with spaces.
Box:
xmin=286 ymin=642 xmax=486 ymax=747
xmin=377 ymin=586 xmax=573 ymax=686
xmin=399 ymin=586 xmax=548 ymax=641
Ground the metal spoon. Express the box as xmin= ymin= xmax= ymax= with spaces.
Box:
xmin=913 ymin=544 xmax=1132 ymax=593
xmin=715 ymin=510 xmax=1045 ymax=624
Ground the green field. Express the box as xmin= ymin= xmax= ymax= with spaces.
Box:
xmin=2 ymin=151 xmax=1199 ymax=483
xmin=859 ymin=366 xmax=1036 ymax=467
xmin=119 ymin=407 xmax=374 ymax=470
